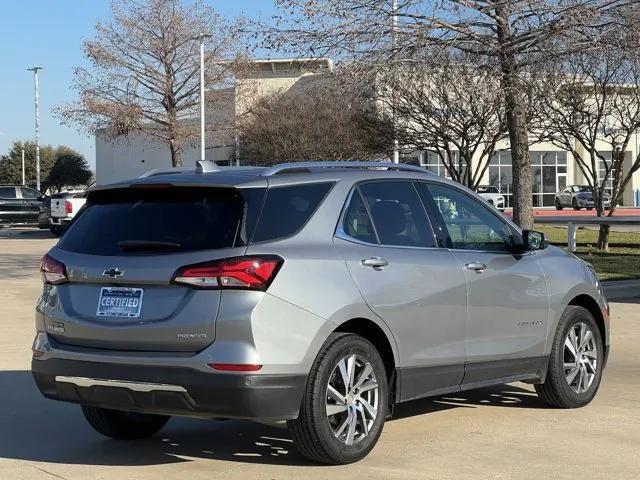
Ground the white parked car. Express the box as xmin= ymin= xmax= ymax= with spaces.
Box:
xmin=50 ymin=191 xmax=87 ymax=236
xmin=475 ymin=185 xmax=505 ymax=212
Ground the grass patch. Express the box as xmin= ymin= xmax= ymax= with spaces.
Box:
xmin=535 ymin=225 xmax=640 ymax=246
xmin=534 ymin=225 xmax=640 ymax=281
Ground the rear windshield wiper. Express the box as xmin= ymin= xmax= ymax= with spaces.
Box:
xmin=117 ymin=240 xmax=182 ymax=252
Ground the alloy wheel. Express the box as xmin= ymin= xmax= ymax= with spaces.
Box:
xmin=325 ymin=354 xmax=379 ymax=446
xmin=563 ymin=322 xmax=598 ymax=394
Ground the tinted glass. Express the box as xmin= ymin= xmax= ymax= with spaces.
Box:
xmin=358 ymin=181 xmax=434 ymax=247
xmin=59 ymin=187 xmax=265 ymax=255
xmin=20 ymin=187 xmax=40 ymax=199
xmin=0 ymin=187 xmax=16 ymax=199
xmin=342 ymin=190 xmax=378 ymax=244
xmin=251 ymin=183 xmax=333 ymax=243
xmin=425 ymin=183 xmax=514 ymax=252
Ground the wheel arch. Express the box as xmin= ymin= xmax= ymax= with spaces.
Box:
xmin=568 ymin=294 xmax=607 ymax=348
xmin=333 ymin=318 xmax=399 ymax=404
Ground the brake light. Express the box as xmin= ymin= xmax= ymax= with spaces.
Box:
xmin=173 ymin=256 xmax=283 ymax=290
xmin=65 ymin=200 xmax=73 ymax=214
xmin=40 ymin=254 xmax=68 ymax=285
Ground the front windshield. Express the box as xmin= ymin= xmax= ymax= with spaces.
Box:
xmin=576 ymin=186 xmax=592 ymax=192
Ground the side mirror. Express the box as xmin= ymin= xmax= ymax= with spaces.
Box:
xmin=522 ymin=230 xmax=549 ymax=251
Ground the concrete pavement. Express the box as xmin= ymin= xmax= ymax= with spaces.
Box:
xmin=1 ymin=229 xmax=639 ymax=480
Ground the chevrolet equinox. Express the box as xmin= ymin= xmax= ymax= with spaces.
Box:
xmin=32 ymin=161 xmax=609 ymax=464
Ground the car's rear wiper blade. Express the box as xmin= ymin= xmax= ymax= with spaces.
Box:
xmin=118 ymin=240 xmax=182 ymax=252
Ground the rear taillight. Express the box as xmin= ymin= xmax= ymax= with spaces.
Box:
xmin=65 ymin=200 xmax=73 ymax=214
xmin=172 ymin=256 xmax=283 ymax=291
xmin=40 ymin=254 xmax=68 ymax=285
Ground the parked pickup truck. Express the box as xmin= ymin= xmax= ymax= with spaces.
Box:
xmin=50 ymin=191 xmax=87 ymax=236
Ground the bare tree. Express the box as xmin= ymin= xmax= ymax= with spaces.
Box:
xmin=58 ymin=0 xmax=243 ymax=167
xmin=237 ymin=76 xmax=392 ymax=164
xmin=539 ymin=36 xmax=640 ymax=250
xmin=265 ymin=0 xmax=629 ymax=229
xmin=378 ymin=58 xmax=509 ymax=189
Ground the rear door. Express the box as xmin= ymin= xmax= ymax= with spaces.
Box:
xmin=335 ymin=180 xmax=467 ymax=400
xmin=18 ymin=187 xmax=42 ymax=223
xmin=0 ymin=186 xmax=21 ymax=223
xmin=419 ymin=182 xmax=548 ymax=386
xmin=43 ymin=185 xmax=265 ymax=352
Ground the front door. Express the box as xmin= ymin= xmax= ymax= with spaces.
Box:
xmin=419 ymin=182 xmax=549 ymax=386
xmin=334 ymin=180 xmax=467 ymax=401
xmin=0 ymin=186 xmax=21 ymax=224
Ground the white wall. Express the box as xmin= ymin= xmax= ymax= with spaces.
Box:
xmin=95 ymin=132 xmax=233 ymax=185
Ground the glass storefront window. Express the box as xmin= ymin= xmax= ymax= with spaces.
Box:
xmin=490 ymin=150 xmax=569 ymax=208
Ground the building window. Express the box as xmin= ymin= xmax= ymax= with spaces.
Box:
xmin=598 ymin=152 xmax=615 ymax=198
xmin=489 ymin=151 xmax=568 ymax=208
xmin=421 ymin=151 xmax=448 ymax=176
xmin=489 ymin=151 xmax=513 ymax=207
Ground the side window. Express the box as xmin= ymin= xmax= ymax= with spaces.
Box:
xmin=20 ymin=187 xmax=40 ymax=199
xmin=358 ymin=181 xmax=435 ymax=248
xmin=0 ymin=187 xmax=17 ymax=199
xmin=424 ymin=183 xmax=515 ymax=252
xmin=341 ymin=190 xmax=378 ymax=244
xmin=251 ymin=182 xmax=333 ymax=243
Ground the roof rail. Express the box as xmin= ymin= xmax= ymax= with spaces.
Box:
xmin=139 ymin=167 xmax=192 ymax=178
xmin=138 ymin=161 xmax=222 ymax=178
xmin=262 ymin=161 xmax=430 ymax=176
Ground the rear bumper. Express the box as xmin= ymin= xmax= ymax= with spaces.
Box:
xmin=32 ymin=357 xmax=306 ymax=420
xmin=50 ymin=217 xmax=71 ymax=226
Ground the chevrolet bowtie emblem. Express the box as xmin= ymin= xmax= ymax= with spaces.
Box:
xmin=102 ymin=268 xmax=125 ymax=278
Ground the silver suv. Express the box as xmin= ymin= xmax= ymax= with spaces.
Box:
xmin=32 ymin=162 xmax=609 ymax=464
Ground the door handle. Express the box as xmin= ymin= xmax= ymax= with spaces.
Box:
xmin=361 ymin=257 xmax=389 ymax=269
xmin=465 ymin=262 xmax=487 ymax=273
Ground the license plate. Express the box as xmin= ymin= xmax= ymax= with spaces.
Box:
xmin=97 ymin=287 xmax=143 ymax=318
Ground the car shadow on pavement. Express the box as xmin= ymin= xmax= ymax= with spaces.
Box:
xmin=391 ymin=384 xmax=545 ymax=421
xmin=0 ymin=227 xmax=55 ymax=240
xmin=0 ymin=370 xmax=545 ymax=468
xmin=0 ymin=254 xmax=45 ymax=280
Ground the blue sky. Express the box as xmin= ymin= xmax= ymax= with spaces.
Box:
xmin=0 ymin=1 xmax=280 ymax=168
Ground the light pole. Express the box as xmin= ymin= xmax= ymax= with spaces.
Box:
xmin=27 ymin=66 xmax=43 ymax=190
xmin=21 ymin=149 xmax=25 ymax=185
xmin=196 ymin=34 xmax=213 ymax=162
xmin=391 ymin=0 xmax=400 ymax=164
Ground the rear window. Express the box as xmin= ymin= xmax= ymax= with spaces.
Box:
xmin=251 ymin=183 xmax=334 ymax=243
xmin=59 ymin=187 xmax=265 ymax=255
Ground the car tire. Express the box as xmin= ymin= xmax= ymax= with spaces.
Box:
xmin=535 ymin=306 xmax=604 ymax=409
xmin=81 ymin=405 xmax=170 ymax=440
xmin=555 ymin=199 xmax=563 ymax=211
xmin=289 ymin=332 xmax=389 ymax=465
xmin=50 ymin=227 xmax=62 ymax=237
xmin=572 ymin=199 xmax=581 ymax=210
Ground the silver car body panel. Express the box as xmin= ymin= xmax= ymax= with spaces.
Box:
xmin=32 ymin=165 xmax=610 ymax=420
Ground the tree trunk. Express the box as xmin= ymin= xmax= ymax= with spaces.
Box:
xmin=597 ymin=224 xmax=610 ymax=251
xmin=501 ymin=72 xmax=533 ymax=230
xmin=169 ymin=138 xmax=182 ymax=167
xmin=495 ymin=6 xmax=533 ymax=230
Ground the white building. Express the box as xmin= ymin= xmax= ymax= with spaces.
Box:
xmin=95 ymin=57 xmax=640 ymax=207
xmin=95 ymin=58 xmax=333 ymax=185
